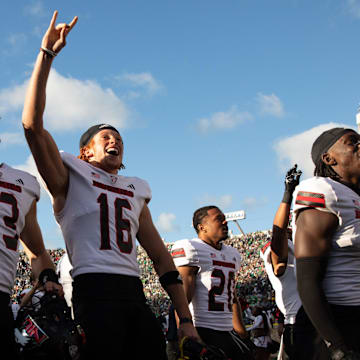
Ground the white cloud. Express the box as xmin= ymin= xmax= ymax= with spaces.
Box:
xmin=13 ymin=155 xmax=48 ymax=197
xmin=0 ymin=132 xmax=25 ymax=146
xmin=0 ymin=81 xmax=27 ymax=114
xmin=241 ymin=196 xmax=268 ymax=210
xmin=273 ymin=122 xmax=355 ymax=178
xmin=13 ymin=155 xmax=41 ymax=181
xmin=155 ymin=213 xmax=179 ymax=233
xmin=7 ymin=33 xmax=27 ymax=47
xmin=118 ymin=72 xmax=162 ymax=98
xmin=256 ymin=92 xmax=285 ymax=117
xmin=197 ymin=194 xmax=233 ymax=209
xmin=0 ymin=68 xmax=131 ymax=132
xmin=24 ymin=0 xmax=46 ymax=17
xmin=346 ymin=0 xmax=360 ymax=18
xmin=195 ymin=106 xmax=252 ymax=133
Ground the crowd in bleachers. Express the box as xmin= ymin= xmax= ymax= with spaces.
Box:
xmin=12 ymin=230 xmax=275 ymax=317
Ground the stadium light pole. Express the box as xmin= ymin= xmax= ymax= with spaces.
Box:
xmin=224 ymin=210 xmax=246 ymax=236
xmin=233 ymin=220 xmax=246 ymax=236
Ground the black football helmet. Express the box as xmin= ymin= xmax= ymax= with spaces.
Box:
xmin=15 ymin=292 xmax=84 ymax=360
xmin=178 ymin=337 xmax=228 ymax=360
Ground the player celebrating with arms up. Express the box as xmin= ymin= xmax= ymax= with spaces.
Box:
xmin=294 ymin=128 xmax=360 ymax=359
xmin=22 ymin=11 xmax=199 ymax=359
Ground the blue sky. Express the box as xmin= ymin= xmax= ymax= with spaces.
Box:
xmin=1 ymin=0 xmax=360 ymax=248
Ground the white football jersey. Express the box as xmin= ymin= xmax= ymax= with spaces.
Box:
xmin=292 ymin=177 xmax=360 ymax=306
xmin=56 ymin=253 xmax=73 ymax=309
xmin=260 ymin=240 xmax=302 ymax=324
xmin=50 ymin=152 xmax=151 ymax=278
xmin=56 ymin=252 xmax=73 ymax=285
xmin=0 ymin=164 xmax=40 ymax=294
xmin=171 ymin=238 xmax=241 ymax=331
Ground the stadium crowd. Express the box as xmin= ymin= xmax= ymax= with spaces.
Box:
xmin=11 ymin=231 xmax=275 ymax=319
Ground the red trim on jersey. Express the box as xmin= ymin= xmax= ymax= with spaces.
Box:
xmin=212 ymin=260 xmax=235 ymax=269
xmin=171 ymin=248 xmax=186 ymax=258
xmin=0 ymin=181 xmax=21 ymax=193
xmin=295 ymin=191 xmax=325 ymax=208
xmin=93 ymin=181 xmax=134 ymax=197
xmin=261 ymin=241 xmax=271 ymax=254
xmin=355 ymin=210 xmax=360 ymax=219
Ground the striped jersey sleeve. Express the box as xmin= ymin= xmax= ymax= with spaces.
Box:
xmin=292 ymin=177 xmax=338 ymax=219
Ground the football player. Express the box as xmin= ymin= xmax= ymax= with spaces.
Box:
xmin=260 ymin=165 xmax=328 ymax=359
xmin=171 ymin=206 xmax=253 ymax=359
xmin=0 ymin=163 xmax=62 ymax=358
xmin=22 ymin=10 xmax=199 ymax=359
xmin=294 ymin=128 xmax=360 ymax=359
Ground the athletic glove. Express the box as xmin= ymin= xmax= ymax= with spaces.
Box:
xmin=282 ymin=164 xmax=302 ymax=204
xmin=178 ymin=337 xmax=228 ymax=360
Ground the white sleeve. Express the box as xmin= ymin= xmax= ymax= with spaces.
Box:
xmin=171 ymin=240 xmax=199 ymax=267
xmin=292 ymin=177 xmax=339 ymax=222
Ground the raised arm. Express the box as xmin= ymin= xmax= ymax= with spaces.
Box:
xmin=22 ymin=11 xmax=77 ymax=211
xmin=271 ymin=165 xmax=301 ymax=276
xmin=136 ymin=203 xmax=200 ymax=342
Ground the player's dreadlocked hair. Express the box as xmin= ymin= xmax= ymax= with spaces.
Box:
xmin=313 ymin=158 xmax=340 ymax=180
xmin=193 ymin=205 xmax=220 ymax=234
xmin=77 ymin=141 xmax=125 ymax=170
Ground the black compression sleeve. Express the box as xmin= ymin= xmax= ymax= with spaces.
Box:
xmin=296 ymin=257 xmax=344 ymax=349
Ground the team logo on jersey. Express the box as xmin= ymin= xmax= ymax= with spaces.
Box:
xmin=210 ymin=253 xmax=216 ymax=258
xmin=295 ymin=191 xmax=325 ymax=208
xmin=91 ymin=171 xmax=100 ymax=179
xmin=171 ymin=248 xmax=186 ymax=258
xmin=127 ymin=184 xmax=136 ymax=190
xmin=16 ymin=178 xmax=24 ymax=185
xmin=110 ymin=175 xmax=117 ymax=184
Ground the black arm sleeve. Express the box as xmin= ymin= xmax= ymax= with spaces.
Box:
xmin=296 ymin=256 xmax=344 ymax=349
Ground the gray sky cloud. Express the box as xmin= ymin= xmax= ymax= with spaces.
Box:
xmin=155 ymin=212 xmax=179 ymax=233
xmin=195 ymin=106 xmax=252 ymax=134
xmin=0 ymin=68 xmax=131 ymax=132
xmin=256 ymin=92 xmax=285 ymax=117
xmin=273 ymin=122 xmax=355 ymax=178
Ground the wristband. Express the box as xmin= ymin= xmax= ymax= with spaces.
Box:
xmin=40 ymin=47 xmax=57 ymax=58
xmin=179 ymin=317 xmax=193 ymax=325
xmin=282 ymin=191 xmax=293 ymax=205
xmin=39 ymin=268 xmax=59 ymax=285
xmin=159 ymin=270 xmax=183 ymax=288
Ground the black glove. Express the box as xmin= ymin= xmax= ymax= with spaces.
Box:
xmin=282 ymin=164 xmax=302 ymax=204
xmin=179 ymin=337 xmax=228 ymax=360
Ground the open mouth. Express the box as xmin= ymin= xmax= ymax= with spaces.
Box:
xmin=106 ymin=148 xmax=119 ymax=156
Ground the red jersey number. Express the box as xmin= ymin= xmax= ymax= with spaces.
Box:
xmin=208 ymin=269 xmax=235 ymax=312
xmin=97 ymin=194 xmax=132 ymax=254
xmin=0 ymin=192 xmax=19 ymax=251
